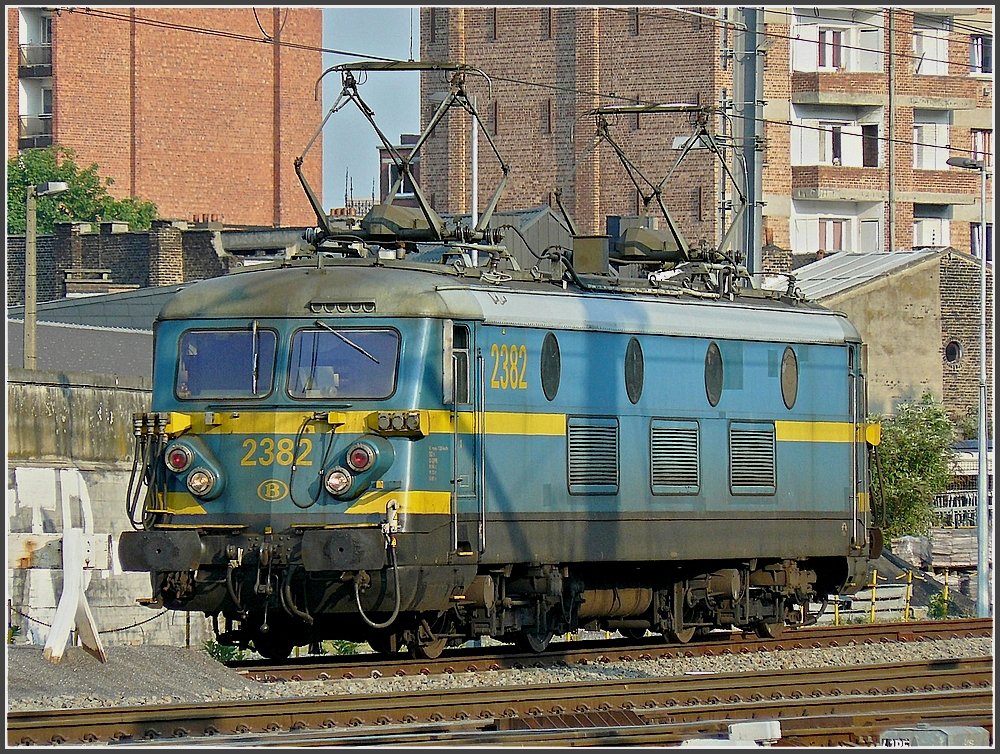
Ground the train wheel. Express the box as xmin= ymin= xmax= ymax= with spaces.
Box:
xmin=409 ymin=637 xmax=447 ymax=660
xmin=515 ymin=630 xmax=554 ymax=653
xmin=755 ymin=621 xmax=785 ymax=640
xmin=665 ymin=627 xmax=697 ymax=644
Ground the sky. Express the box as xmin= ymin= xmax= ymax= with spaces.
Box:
xmin=322 ymin=7 xmax=421 ymax=207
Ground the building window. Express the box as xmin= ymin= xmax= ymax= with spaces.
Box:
xmin=913 ymin=205 xmax=951 ymax=248
xmin=819 ymin=122 xmax=844 ymax=165
xmin=913 ymin=24 xmax=950 ymax=75
xmin=970 ymin=34 xmax=993 ymax=74
xmin=792 ymin=105 xmax=884 ymax=167
xmin=428 ymin=8 xmax=437 ymax=44
xmin=490 ymin=8 xmax=498 ymax=40
xmin=913 ymin=111 xmax=951 ymax=170
xmin=862 ymin=124 xmax=879 ymax=167
xmin=542 ymin=98 xmax=553 ymax=135
xmin=971 ymin=223 xmax=993 ymax=262
xmin=40 ymin=86 xmax=53 ymax=116
xmin=972 ymin=129 xmax=993 ymax=167
xmin=818 ymin=218 xmax=847 ymax=252
xmin=492 ymin=100 xmax=499 ymax=136
xmin=629 ymin=8 xmax=640 ymax=36
xmin=542 ymin=8 xmax=553 ymax=39
xmin=791 ymin=9 xmax=882 ymax=73
xmin=817 ymin=28 xmax=844 ymax=69
xmin=39 ymin=13 xmax=53 ymax=45
xmin=389 ymin=164 xmax=415 ymax=197
xmin=944 ymin=340 xmax=963 ymax=363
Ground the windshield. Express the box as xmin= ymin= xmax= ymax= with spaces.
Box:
xmin=176 ymin=328 xmax=276 ymax=399
xmin=289 ymin=327 xmax=399 ymax=399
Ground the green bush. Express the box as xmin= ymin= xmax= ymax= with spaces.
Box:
xmin=203 ymin=639 xmax=246 ymax=663
xmin=325 ymin=639 xmax=360 ymax=655
xmin=870 ymin=393 xmax=956 ymax=538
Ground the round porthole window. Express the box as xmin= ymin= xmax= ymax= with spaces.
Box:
xmin=944 ymin=340 xmax=963 ymax=363
xmin=780 ymin=346 xmax=799 ymax=410
xmin=625 ymin=337 xmax=644 ymax=405
xmin=540 ymin=332 xmax=561 ymax=401
xmin=705 ymin=341 xmax=723 ymax=407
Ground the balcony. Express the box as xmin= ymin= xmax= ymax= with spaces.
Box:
xmin=790 ymin=72 xmax=887 ymax=104
xmin=19 ymin=114 xmax=52 ymax=150
xmin=790 ymin=165 xmax=887 ymax=202
xmin=18 ymin=44 xmax=52 ymax=78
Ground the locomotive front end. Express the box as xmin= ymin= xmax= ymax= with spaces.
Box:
xmin=118 ymin=266 xmax=467 ymax=658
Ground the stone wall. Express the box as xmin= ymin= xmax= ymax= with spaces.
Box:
xmin=6 ymin=220 xmax=232 ymax=307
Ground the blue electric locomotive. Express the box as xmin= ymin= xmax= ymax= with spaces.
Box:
xmin=118 ymin=61 xmax=881 ymax=658
xmin=118 ymin=247 xmax=882 ymax=659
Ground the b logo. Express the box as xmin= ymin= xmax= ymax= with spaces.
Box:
xmin=257 ymin=479 xmax=289 ymax=502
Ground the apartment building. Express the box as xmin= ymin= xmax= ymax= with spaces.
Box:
xmin=419 ymin=6 xmax=993 ymax=262
xmin=7 ymin=6 xmax=324 ymax=227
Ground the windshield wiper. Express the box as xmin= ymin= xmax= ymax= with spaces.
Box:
xmin=251 ymin=319 xmax=260 ymax=394
xmin=315 ymin=320 xmax=380 ymax=364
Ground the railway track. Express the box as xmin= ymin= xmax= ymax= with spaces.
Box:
xmin=8 ymin=654 xmax=992 ymax=746
xmin=231 ymin=616 xmax=993 ymax=683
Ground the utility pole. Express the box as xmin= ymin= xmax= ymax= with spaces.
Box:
xmin=23 ymin=181 xmax=69 ymax=370
xmin=733 ymin=6 xmax=764 ymax=280
xmin=24 ymin=186 xmax=38 ymax=370
xmin=719 ymin=8 xmax=732 ymax=252
xmin=471 ymin=93 xmax=479 ymax=267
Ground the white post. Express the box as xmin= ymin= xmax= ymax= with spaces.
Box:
xmin=42 ymin=528 xmax=108 ymax=663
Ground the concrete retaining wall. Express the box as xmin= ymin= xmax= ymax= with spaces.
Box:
xmin=6 ymin=369 xmax=214 ymax=649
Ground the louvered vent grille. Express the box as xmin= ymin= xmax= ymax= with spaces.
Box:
xmin=651 ymin=421 xmax=700 ymax=493
xmin=730 ymin=424 xmax=776 ymax=493
xmin=568 ymin=418 xmax=619 ymax=493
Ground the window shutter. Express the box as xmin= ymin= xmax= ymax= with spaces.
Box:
xmin=792 ymin=23 xmax=818 ymax=72
xmin=842 ymin=125 xmax=864 ymax=167
xmin=858 ymin=28 xmax=882 ymax=72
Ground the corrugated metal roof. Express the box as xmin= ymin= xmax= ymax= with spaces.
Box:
xmin=764 ymin=249 xmax=945 ymax=301
xmin=6 ymin=319 xmax=153 ymax=380
xmin=7 ymin=284 xmax=187 ymax=331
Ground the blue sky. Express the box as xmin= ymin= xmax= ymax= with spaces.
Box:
xmin=322 ymin=7 xmax=421 ymax=207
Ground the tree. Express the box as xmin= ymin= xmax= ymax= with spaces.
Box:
xmin=870 ymin=392 xmax=956 ymax=539
xmin=6 ymin=145 xmax=158 ymax=234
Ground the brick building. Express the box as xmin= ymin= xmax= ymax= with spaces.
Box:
xmin=8 ymin=6 xmax=323 ymax=227
xmin=767 ymin=248 xmax=993 ymax=425
xmin=5 ymin=219 xmax=312 ymax=308
xmin=418 ymin=6 xmax=993 ymax=262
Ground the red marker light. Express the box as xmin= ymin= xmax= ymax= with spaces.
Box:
xmin=165 ymin=445 xmax=193 ymax=472
xmin=347 ymin=444 xmax=375 ymax=472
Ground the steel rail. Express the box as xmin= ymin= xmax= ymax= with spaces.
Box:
xmin=7 ymin=655 xmax=991 ymax=746
xmin=232 ymin=616 xmax=994 ymax=683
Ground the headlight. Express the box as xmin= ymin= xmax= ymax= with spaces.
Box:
xmin=324 ymin=467 xmax=353 ymax=496
xmin=165 ymin=444 xmax=193 ymax=472
xmin=186 ymin=467 xmax=217 ymax=497
xmin=346 ymin=442 xmax=375 ymax=472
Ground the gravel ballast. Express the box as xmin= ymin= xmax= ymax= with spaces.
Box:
xmin=5 ymin=637 xmax=992 ymax=712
